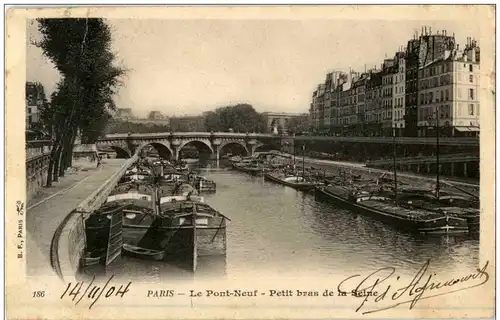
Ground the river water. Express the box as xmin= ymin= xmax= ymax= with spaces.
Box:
xmin=80 ymin=163 xmax=480 ymax=283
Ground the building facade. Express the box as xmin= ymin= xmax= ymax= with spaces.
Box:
xmin=26 ymin=82 xmax=46 ymax=129
xmin=417 ymin=38 xmax=480 ymax=137
xmin=393 ymin=52 xmax=406 ymax=135
xmin=261 ymin=112 xmax=310 ymax=134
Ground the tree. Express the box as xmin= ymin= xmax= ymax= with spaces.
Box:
xmin=36 ymin=18 xmax=126 ymax=186
xmin=286 ymin=115 xmax=309 ymax=135
xmin=203 ymin=103 xmax=266 ymax=133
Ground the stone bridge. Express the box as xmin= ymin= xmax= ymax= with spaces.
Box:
xmin=96 ymin=132 xmax=283 ymax=160
xmin=96 ymin=132 xmax=480 ymax=164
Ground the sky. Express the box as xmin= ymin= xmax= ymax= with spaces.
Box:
xmin=26 ymin=18 xmax=480 ymax=118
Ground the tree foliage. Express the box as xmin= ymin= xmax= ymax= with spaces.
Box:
xmin=36 ymin=18 xmax=126 ymax=185
xmin=286 ymin=115 xmax=310 ymax=135
xmin=204 ymin=104 xmax=266 ymax=133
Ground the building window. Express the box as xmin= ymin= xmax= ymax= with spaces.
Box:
xmin=445 ymin=89 xmax=449 ymax=101
xmin=469 ymin=75 xmax=473 ymax=83
xmin=469 ymin=64 xmax=473 ymax=72
xmin=468 ymin=104 xmax=474 ymax=115
xmin=28 ymin=115 xmax=32 ymax=124
xmin=28 ymin=107 xmax=31 ymax=114
xmin=440 ymin=91 xmax=444 ymax=102
xmin=458 ymin=88 xmax=462 ymax=98
xmin=469 ymin=89 xmax=474 ymax=100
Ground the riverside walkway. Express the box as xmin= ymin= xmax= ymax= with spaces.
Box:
xmin=26 ymin=159 xmax=126 ymax=279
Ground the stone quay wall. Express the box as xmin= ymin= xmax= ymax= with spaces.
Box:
xmin=55 ymin=154 xmax=138 ymax=281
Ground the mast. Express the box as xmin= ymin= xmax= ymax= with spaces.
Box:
xmin=392 ymin=126 xmax=398 ymax=203
xmin=436 ymin=105 xmax=440 ymax=200
xmin=192 ymin=202 xmax=198 ymax=273
xmin=302 ymin=144 xmax=305 ymax=179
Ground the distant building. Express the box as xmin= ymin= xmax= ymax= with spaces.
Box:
xmin=261 ymin=112 xmax=309 ymax=134
xmin=115 ymin=108 xmax=134 ymax=120
xmin=147 ymin=110 xmax=166 ymax=120
xmin=25 ymin=82 xmax=46 ymax=129
xmin=170 ymin=115 xmax=206 ymax=132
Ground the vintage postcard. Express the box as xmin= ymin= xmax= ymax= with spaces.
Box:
xmin=5 ymin=5 xmax=496 ymax=320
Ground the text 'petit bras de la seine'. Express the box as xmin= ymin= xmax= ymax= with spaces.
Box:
xmin=146 ymin=289 xmax=372 ymax=298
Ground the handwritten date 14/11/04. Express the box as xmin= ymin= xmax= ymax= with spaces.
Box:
xmin=61 ymin=275 xmax=131 ymax=310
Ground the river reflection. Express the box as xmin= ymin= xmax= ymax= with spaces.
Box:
xmin=79 ymin=164 xmax=480 ymax=282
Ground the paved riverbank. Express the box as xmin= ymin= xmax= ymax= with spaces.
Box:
xmin=26 ymin=159 xmax=126 ymax=278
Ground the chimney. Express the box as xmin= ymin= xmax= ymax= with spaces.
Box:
xmin=437 ymin=30 xmax=440 ymax=35
xmin=422 ymin=26 xmax=424 ymax=36
xmin=429 ymin=27 xmax=432 ymax=34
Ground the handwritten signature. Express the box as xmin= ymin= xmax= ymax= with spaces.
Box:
xmin=337 ymin=259 xmax=490 ymax=314
xmin=61 ymin=275 xmax=132 ymax=309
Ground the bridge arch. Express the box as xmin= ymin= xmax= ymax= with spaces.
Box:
xmin=219 ymin=141 xmax=249 ymax=157
xmin=178 ymin=140 xmax=214 ymax=160
xmin=136 ymin=142 xmax=173 ymax=159
xmin=109 ymin=146 xmax=131 ymax=159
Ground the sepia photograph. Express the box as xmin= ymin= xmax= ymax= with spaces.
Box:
xmin=6 ymin=4 xmax=495 ymax=320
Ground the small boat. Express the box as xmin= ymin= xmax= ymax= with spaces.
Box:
xmin=315 ymin=184 xmax=469 ymax=234
xmin=183 ymin=158 xmax=200 ymax=164
xmin=188 ymin=174 xmax=217 ymax=193
xmin=81 ymin=249 xmax=106 ymax=267
xmin=264 ymin=172 xmax=317 ymax=191
xmin=122 ymin=243 xmax=165 ymax=261
xmin=232 ymin=161 xmax=266 ymax=176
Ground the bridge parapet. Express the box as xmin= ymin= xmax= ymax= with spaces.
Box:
xmin=100 ymin=132 xmax=478 ymax=146
xmin=26 ymin=139 xmax=52 ymax=161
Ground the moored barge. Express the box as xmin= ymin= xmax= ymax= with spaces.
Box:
xmin=315 ymin=184 xmax=469 ymax=234
xmin=264 ymin=172 xmax=317 ymax=191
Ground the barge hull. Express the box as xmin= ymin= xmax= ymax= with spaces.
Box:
xmin=315 ymin=187 xmax=468 ymax=235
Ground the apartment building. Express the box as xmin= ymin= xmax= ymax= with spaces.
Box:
xmin=364 ymin=71 xmax=383 ymax=135
xmin=381 ymin=61 xmax=397 ymax=135
xmin=417 ymin=38 xmax=480 ymax=137
xmin=405 ymin=28 xmax=456 ymax=136
xmin=393 ymin=52 xmax=406 ymax=135
xmin=309 ymin=27 xmax=479 ymax=137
